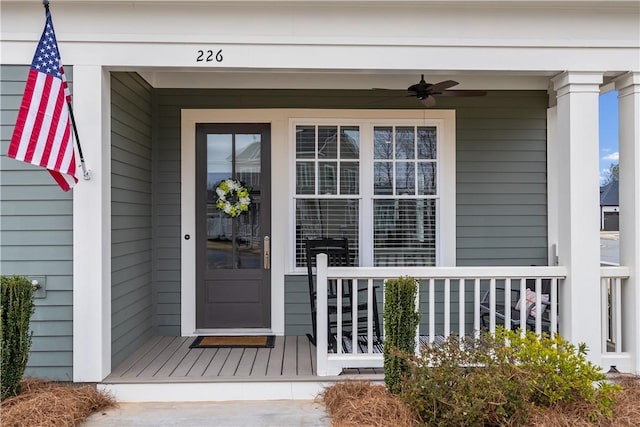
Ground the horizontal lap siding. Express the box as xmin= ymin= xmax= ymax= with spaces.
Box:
xmin=284 ymin=91 xmax=549 ymax=334
xmin=153 ymin=89 xmax=547 ymax=335
xmin=456 ymin=91 xmax=548 ymax=266
xmin=111 ymin=73 xmax=153 ymax=368
xmin=153 ymin=95 xmax=181 ymax=335
xmin=0 ymin=65 xmax=74 ymax=380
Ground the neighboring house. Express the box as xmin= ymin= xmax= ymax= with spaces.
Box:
xmin=601 ymin=180 xmax=620 ymax=231
xmin=0 ymin=0 xmax=638 ymax=401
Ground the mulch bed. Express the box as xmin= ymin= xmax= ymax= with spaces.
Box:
xmin=0 ymin=378 xmax=116 ymax=427
xmin=319 ymin=381 xmax=418 ymax=427
xmin=320 ymin=376 xmax=640 ymax=427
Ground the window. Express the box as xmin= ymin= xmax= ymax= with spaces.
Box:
xmin=373 ymin=126 xmax=437 ymax=266
xmin=294 ymin=125 xmax=360 ymax=266
xmin=293 ymin=116 xmax=453 ymax=269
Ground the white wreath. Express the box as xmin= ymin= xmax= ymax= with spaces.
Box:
xmin=215 ymin=179 xmax=252 ymax=218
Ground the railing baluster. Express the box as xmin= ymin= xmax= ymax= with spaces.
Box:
xmin=519 ymin=278 xmax=526 ymax=337
xmin=444 ymin=278 xmax=451 ymax=337
xmin=550 ymin=278 xmax=558 ymax=336
xmin=601 ymin=277 xmax=609 ymax=352
xmin=505 ymin=278 xmax=512 ymax=331
xmin=415 ymin=280 xmax=421 ymax=354
xmin=459 ymin=279 xmax=465 ymax=337
xmin=429 ymin=278 xmax=435 ymax=343
xmin=351 ymin=280 xmax=360 ymax=354
xmin=489 ymin=278 xmax=496 ymax=333
xmin=315 ymin=254 xmax=328 ymax=376
xmin=614 ymin=278 xmax=622 ymax=353
xmin=473 ymin=278 xmax=480 ymax=339
xmin=367 ymin=279 xmax=373 ymax=354
xmin=337 ymin=278 xmax=343 ymax=354
xmin=535 ymin=278 xmax=542 ymax=334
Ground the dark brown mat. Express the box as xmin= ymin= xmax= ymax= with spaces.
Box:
xmin=189 ymin=335 xmax=275 ymax=348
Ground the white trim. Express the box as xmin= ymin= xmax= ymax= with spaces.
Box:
xmin=181 ymin=109 xmax=454 ymax=337
xmin=98 ymin=380 xmax=357 ymax=402
xmin=287 ymin=111 xmax=456 ymax=271
xmin=181 ymin=109 xmax=290 ymax=336
xmin=180 ymin=113 xmax=197 ymax=336
xmin=547 ymin=106 xmax=559 ymax=266
xmin=615 ymin=72 xmax=640 ymax=374
xmin=73 ymin=66 xmax=111 ymax=382
xmin=551 ymin=71 xmax=604 ymax=368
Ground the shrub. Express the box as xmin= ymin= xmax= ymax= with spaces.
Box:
xmin=383 ymin=276 xmax=420 ymax=394
xmin=398 ymin=328 xmax=619 ymax=427
xmin=1 ymin=275 xmax=36 ymax=400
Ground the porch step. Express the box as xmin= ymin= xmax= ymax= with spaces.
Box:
xmin=102 ymin=335 xmax=383 ymax=401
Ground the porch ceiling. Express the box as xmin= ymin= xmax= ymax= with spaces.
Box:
xmin=134 ymin=70 xmax=558 ymax=90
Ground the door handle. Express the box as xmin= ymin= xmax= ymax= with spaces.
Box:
xmin=264 ymin=236 xmax=270 ymax=270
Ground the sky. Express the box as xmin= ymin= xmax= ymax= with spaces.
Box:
xmin=599 ymin=91 xmax=619 ymax=184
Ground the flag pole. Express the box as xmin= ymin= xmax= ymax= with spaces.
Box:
xmin=43 ymin=0 xmax=91 ymax=180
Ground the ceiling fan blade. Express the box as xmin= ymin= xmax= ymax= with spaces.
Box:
xmin=420 ymin=96 xmax=437 ymax=107
xmin=437 ymin=90 xmax=487 ymax=97
xmin=428 ymin=80 xmax=459 ymax=92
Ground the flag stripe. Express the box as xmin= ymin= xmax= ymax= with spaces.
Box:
xmin=34 ymin=77 xmax=64 ymax=166
xmin=23 ymin=73 xmax=52 ymax=163
xmin=40 ymin=82 xmax=66 ymax=168
xmin=54 ymin=118 xmax=73 ymax=172
xmin=7 ymin=70 xmax=37 ymax=159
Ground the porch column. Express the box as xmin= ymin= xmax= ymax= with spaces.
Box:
xmin=551 ymin=71 xmax=603 ymax=367
xmin=72 ymin=66 xmax=111 ymax=381
xmin=616 ymin=72 xmax=640 ymax=375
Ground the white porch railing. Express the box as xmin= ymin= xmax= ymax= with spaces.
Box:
xmin=315 ymin=253 xmax=568 ymax=376
xmin=600 ymin=266 xmax=631 ymax=372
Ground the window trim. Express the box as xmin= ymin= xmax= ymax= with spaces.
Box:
xmin=289 ymin=113 xmax=456 ymax=272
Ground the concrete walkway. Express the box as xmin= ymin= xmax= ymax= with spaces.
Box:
xmin=82 ymin=400 xmax=330 ymax=427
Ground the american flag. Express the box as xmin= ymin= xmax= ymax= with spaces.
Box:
xmin=7 ymin=10 xmax=77 ymax=191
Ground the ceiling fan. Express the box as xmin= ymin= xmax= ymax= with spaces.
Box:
xmin=376 ymin=74 xmax=487 ymax=107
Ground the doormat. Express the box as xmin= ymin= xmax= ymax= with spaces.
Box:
xmin=189 ymin=335 xmax=276 ymax=349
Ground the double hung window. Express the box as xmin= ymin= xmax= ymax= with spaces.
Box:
xmin=293 ymin=118 xmax=449 ymax=269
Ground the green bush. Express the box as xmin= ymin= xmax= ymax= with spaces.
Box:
xmin=1 ymin=275 xmax=36 ymax=400
xmin=399 ymin=328 xmax=619 ymax=427
xmin=383 ymin=276 xmax=420 ymax=394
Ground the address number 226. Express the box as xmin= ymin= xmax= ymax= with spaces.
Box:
xmin=196 ymin=49 xmax=223 ymax=63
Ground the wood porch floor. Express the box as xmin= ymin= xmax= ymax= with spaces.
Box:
xmin=104 ymin=335 xmax=383 ymax=384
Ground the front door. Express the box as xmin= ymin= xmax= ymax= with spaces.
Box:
xmin=195 ymin=123 xmax=271 ymax=329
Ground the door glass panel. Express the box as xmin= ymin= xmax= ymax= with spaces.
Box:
xmin=206 ymin=133 xmax=261 ymax=270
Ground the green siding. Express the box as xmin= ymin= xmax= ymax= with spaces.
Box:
xmin=110 ymin=73 xmax=153 ymax=368
xmin=2 ymin=76 xmax=550 ymax=367
xmin=456 ymin=91 xmax=549 ymax=266
xmin=150 ymin=89 xmax=548 ymax=335
xmin=0 ymin=65 xmax=74 ymax=380
xmin=282 ymin=91 xmax=549 ymax=334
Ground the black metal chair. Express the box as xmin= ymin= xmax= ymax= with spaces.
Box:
xmin=305 ymin=238 xmax=382 ymax=352
xmin=479 ymin=279 xmax=552 ymax=333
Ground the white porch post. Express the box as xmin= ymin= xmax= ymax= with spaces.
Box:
xmin=616 ymin=72 xmax=640 ymax=375
xmin=72 ymin=66 xmax=112 ymax=381
xmin=551 ymin=71 xmax=603 ymax=367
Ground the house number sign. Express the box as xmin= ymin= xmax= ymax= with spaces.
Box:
xmin=196 ymin=49 xmax=223 ymax=63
